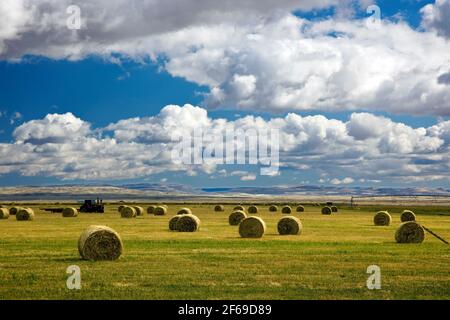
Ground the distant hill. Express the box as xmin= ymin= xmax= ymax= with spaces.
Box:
xmin=0 ymin=183 xmax=448 ymax=201
xmin=201 ymin=185 xmax=450 ymax=196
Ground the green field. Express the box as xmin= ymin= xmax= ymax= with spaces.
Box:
xmin=0 ymin=204 xmax=449 ymax=300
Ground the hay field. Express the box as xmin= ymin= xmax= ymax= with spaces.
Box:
xmin=0 ymin=203 xmax=449 ymax=300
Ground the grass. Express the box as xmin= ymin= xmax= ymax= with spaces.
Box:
xmin=0 ymin=204 xmax=449 ymax=300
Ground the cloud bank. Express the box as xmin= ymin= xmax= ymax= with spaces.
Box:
xmin=1 ymin=105 xmax=449 ymax=184
xmin=0 ymin=0 xmax=449 ymax=116
xmin=421 ymin=0 xmax=450 ymax=38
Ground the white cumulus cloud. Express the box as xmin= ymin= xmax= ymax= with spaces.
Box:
xmin=421 ymin=0 xmax=450 ymax=38
xmin=0 ymin=2 xmax=449 ymax=116
xmin=330 ymin=177 xmax=354 ymax=185
xmin=0 ymin=105 xmax=449 ymax=183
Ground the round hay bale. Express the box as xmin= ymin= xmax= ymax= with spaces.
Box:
xmin=229 ymin=210 xmax=247 ymax=226
xmin=154 ymin=205 xmax=168 ymax=216
xmin=278 ymin=216 xmax=302 ymax=235
xmin=296 ymin=205 xmax=305 ymax=212
xmin=16 ymin=208 xmax=34 ymax=221
xmin=147 ymin=205 xmax=156 ymax=214
xmin=395 ymin=221 xmax=425 ymax=244
xmin=233 ymin=205 xmax=245 ymax=211
xmin=132 ymin=206 xmax=144 ymax=216
xmin=62 ymin=207 xmax=78 ymax=218
xmin=78 ymin=225 xmax=123 ymax=261
xmin=373 ymin=211 xmax=392 ymax=226
xmin=169 ymin=216 xmax=181 ymax=231
xmin=269 ymin=205 xmax=278 ymax=212
xmin=118 ymin=205 xmax=125 ymax=213
xmin=176 ymin=214 xmax=201 ymax=232
xmin=401 ymin=210 xmax=416 ymax=222
xmin=331 ymin=206 xmax=338 ymax=213
xmin=321 ymin=206 xmax=332 ymax=215
xmin=239 ymin=216 xmax=266 ymax=238
xmin=248 ymin=205 xmax=258 ymax=214
xmin=214 ymin=205 xmax=225 ymax=212
xmin=0 ymin=208 xmax=10 ymax=219
xmin=9 ymin=206 xmax=22 ymax=215
xmin=120 ymin=206 xmax=136 ymax=218
xmin=281 ymin=206 xmax=292 ymax=214
xmin=177 ymin=208 xmax=192 ymax=215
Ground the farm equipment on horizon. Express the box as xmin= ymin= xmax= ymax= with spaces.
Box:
xmin=79 ymin=198 xmax=104 ymax=213
xmin=41 ymin=198 xmax=104 ymax=213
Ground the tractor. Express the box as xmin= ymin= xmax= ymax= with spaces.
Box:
xmin=79 ymin=198 xmax=104 ymax=213
xmin=41 ymin=197 xmax=104 ymax=213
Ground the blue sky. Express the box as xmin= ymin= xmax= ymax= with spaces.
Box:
xmin=0 ymin=0 xmax=449 ymax=188
xmin=295 ymin=0 xmax=434 ymax=26
xmin=0 ymin=57 xmax=205 ymax=136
